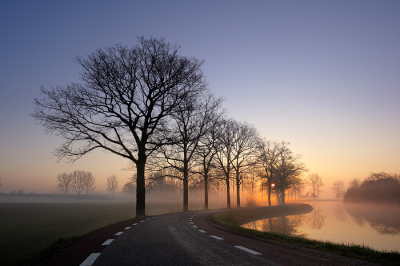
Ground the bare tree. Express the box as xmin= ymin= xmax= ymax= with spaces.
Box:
xmin=33 ymin=37 xmax=207 ymax=216
xmin=83 ymin=172 xmax=96 ymax=195
xmin=71 ymin=170 xmax=87 ymax=195
xmin=56 ymin=172 xmax=73 ymax=195
xmin=213 ymin=118 xmax=236 ymax=208
xmin=348 ymin=178 xmax=361 ymax=189
xmin=273 ymin=142 xmax=307 ymax=205
xmin=332 ymin=180 xmax=345 ymax=200
xmin=257 ymin=140 xmax=280 ymax=206
xmin=230 ymin=121 xmax=260 ymax=207
xmin=107 ymin=175 xmax=119 ymax=194
xmin=306 ymin=174 xmax=324 ymax=200
xmin=157 ymin=92 xmax=222 ymax=211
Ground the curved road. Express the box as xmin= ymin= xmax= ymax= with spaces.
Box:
xmin=76 ymin=210 xmax=377 ymax=266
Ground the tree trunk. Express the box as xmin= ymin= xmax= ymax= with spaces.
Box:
xmin=136 ymin=158 xmax=146 ymax=217
xmin=226 ymin=178 xmax=231 ymax=208
xmin=268 ymin=183 xmax=272 ymax=207
xmin=280 ymin=189 xmax=286 ymax=205
xmin=204 ymin=174 xmax=209 ymax=210
xmin=183 ymin=171 xmax=189 ymax=212
xmin=236 ymin=172 xmax=241 ymax=208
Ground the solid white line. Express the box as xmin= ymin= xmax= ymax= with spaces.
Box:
xmin=210 ymin=235 xmax=224 ymax=240
xmin=115 ymin=232 xmax=123 ymax=236
xmin=198 ymin=230 xmax=207 ymax=233
xmin=234 ymin=246 xmax=262 ymax=255
xmin=192 ymin=225 xmax=198 ymax=228
xmin=79 ymin=253 xmax=100 ymax=266
xmin=125 ymin=227 xmax=131 ymax=229
xmin=132 ymin=223 xmax=138 ymax=226
xmin=102 ymin=239 xmax=114 ymax=245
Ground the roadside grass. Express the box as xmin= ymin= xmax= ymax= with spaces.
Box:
xmin=0 ymin=201 xmax=198 ymax=266
xmin=212 ymin=210 xmax=400 ymax=266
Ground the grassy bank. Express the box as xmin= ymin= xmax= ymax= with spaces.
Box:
xmin=211 ymin=204 xmax=400 ymax=265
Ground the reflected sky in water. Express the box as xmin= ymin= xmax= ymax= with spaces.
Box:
xmin=242 ymin=201 xmax=400 ymax=252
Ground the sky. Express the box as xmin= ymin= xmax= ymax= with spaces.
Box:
xmin=0 ymin=0 xmax=399 ymax=198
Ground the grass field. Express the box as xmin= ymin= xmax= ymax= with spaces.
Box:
xmin=0 ymin=200 xmax=196 ymax=265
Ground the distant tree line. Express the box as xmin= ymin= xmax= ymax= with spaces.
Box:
xmin=344 ymin=172 xmax=400 ymax=204
xmin=56 ymin=170 xmax=96 ymax=195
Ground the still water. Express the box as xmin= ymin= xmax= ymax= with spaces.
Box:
xmin=242 ymin=201 xmax=400 ymax=252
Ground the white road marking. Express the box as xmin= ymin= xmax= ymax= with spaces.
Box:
xmin=147 ymin=218 xmax=151 ymax=220
xmin=80 ymin=253 xmax=100 ymax=266
xmin=140 ymin=220 xmax=145 ymax=222
xmin=192 ymin=225 xmax=198 ymax=228
xmin=152 ymin=216 xmax=156 ymax=218
xmin=210 ymin=235 xmax=224 ymax=240
xmin=234 ymin=246 xmax=262 ymax=255
xmin=115 ymin=232 xmax=123 ymax=236
xmin=125 ymin=227 xmax=131 ymax=230
xmin=102 ymin=239 xmax=114 ymax=245
xmin=132 ymin=223 xmax=138 ymax=226
xmin=190 ymin=222 xmax=194 ymax=224
xmin=198 ymin=230 xmax=207 ymax=233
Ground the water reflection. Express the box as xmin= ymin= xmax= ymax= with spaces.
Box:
xmin=306 ymin=204 xmax=325 ymax=229
xmin=332 ymin=202 xmax=348 ymax=222
xmin=344 ymin=203 xmax=400 ymax=236
xmin=244 ymin=215 xmax=306 ymax=237
xmin=241 ymin=201 xmax=400 ymax=252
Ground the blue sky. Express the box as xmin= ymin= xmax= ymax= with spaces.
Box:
xmin=1 ymin=0 xmax=399 ymax=197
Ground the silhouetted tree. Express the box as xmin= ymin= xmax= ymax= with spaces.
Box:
xmin=122 ymin=181 xmax=136 ymax=194
xmin=158 ymin=92 xmax=222 ymax=211
xmin=306 ymin=174 xmax=324 ymax=200
xmin=230 ymin=121 xmax=260 ymax=207
xmin=33 ymin=37 xmax=207 ymax=216
xmin=83 ymin=172 xmax=96 ymax=194
xmin=213 ymin=118 xmax=237 ymax=208
xmin=56 ymin=172 xmax=73 ymax=195
xmin=17 ymin=189 xmax=25 ymax=195
xmin=257 ymin=140 xmax=280 ymax=206
xmin=332 ymin=180 xmax=345 ymax=200
xmin=107 ymin=175 xmax=119 ymax=194
xmin=71 ymin=170 xmax=88 ymax=195
xmin=273 ymin=142 xmax=306 ymax=205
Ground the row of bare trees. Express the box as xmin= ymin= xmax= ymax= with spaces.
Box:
xmin=56 ymin=171 xmax=120 ymax=195
xmin=34 ymin=36 xmax=308 ymax=215
xmin=56 ymin=170 xmax=95 ymax=195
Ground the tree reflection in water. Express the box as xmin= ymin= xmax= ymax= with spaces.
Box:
xmin=332 ymin=202 xmax=348 ymax=222
xmin=306 ymin=204 xmax=325 ymax=230
xmin=344 ymin=203 xmax=400 ymax=236
xmin=243 ymin=215 xmax=306 ymax=237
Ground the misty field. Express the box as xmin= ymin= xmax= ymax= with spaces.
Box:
xmin=0 ymin=200 xmax=198 ymax=265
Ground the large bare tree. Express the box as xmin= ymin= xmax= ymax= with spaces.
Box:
xmin=33 ymin=37 xmax=206 ymax=216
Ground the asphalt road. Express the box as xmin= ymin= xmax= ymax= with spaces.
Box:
xmin=84 ymin=210 xmax=377 ymax=266
xmin=92 ymin=211 xmax=271 ymax=266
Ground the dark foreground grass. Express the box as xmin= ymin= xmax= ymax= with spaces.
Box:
xmin=212 ymin=208 xmax=400 ymax=266
xmin=0 ymin=201 xmax=195 ymax=266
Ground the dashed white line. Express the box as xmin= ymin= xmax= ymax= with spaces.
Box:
xmin=124 ymin=227 xmax=131 ymax=229
xmin=80 ymin=253 xmax=100 ymax=266
xmin=190 ymin=222 xmax=194 ymax=224
xmin=192 ymin=225 xmax=198 ymax=228
xmin=132 ymin=223 xmax=138 ymax=226
xmin=115 ymin=232 xmax=123 ymax=236
xmin=101 ymin=239 xmax=114 ymax=245
xmin=210 ymin=235 xmax=224 ymax=240
xmin=198 ymin=230 xmax=207 ymax=233
xmin=234 ymin=246 xmax=262 ymax=255
xmin=140 ymin=220 xmax=145 ymax=223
